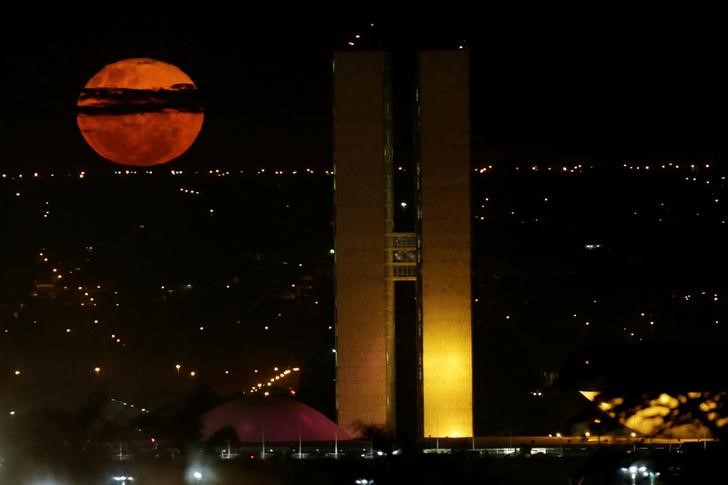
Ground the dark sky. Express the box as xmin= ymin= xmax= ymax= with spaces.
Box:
xmin=3 ymin=5 xmax=728 ymax=169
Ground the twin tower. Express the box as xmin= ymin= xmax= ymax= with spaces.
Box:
xmin=333 ymin=50 xmax=472 ymax=439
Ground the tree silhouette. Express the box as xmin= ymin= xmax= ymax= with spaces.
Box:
xmin=558 ymin=342 xmax=727 ymax=440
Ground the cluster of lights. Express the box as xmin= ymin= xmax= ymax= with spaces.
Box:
xmin=111 ymin=475 xmax=135 ymax=482
xmin=473 ymin=168 xmax=728 ymax=224
xmin=179 ymin=187 xmax=201 ymax=195
xmin=200 ymin=167 xmax=326 ymax=176
xmin=682 ymin=175 xmax=726 ymax=186
xmin=1 ymin=171 xmax=55 ymax=179
xmin=474 ymin=163 xmax=588 ymax=174
xmin=509 ymin=285 xmax=728 ymax=342
xmin=209 ymin=169 xmax=233 ymax=177
xmin=619 ymin=464 xmax=659 ymax=482
xmin=344 ymin=22 xmax=375 ymax=48
xmin=474 ymin=168 xmax=728 ymax=229
xmin=172 ymin=363 xmax=224 ymax=378
xmin=250 ymin=168 xmax=323 ymax=176
xmin=112 ymin=169 xmax=154 ymax=175
xmin=0 ymin=167 xmax=335 ymax=182
xmin=564 ymin=290 xmax=722 ymax=333
xmin=624 ymin=162 xmax=710 ymax=171
xmin=677 ymin=290 xmax=720 ymax=303
xmin=248 ymin=366 xmax=300 ymax=394
xmin=110 ymin=397 xmax=148 ymax=413
xmin=33 ymin=246 xmax=121 ymax=313
xmin=469 ymin=161 xmax=718 ymax=175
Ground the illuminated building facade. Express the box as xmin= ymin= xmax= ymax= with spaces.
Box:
xmin=334 ymin=50 xmax=472 ymax=438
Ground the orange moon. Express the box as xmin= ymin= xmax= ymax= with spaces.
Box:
xmin=77 ymin=58 xmax=204 ymax=167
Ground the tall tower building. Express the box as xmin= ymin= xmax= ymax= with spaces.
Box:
xmin=333 ymin=50 xmax=472 ymax=438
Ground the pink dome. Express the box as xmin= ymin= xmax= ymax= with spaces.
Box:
xmin=200 ymin=397 xmax=353 ymax=443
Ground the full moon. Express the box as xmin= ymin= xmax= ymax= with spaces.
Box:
xmin=77 ymin=58 xmax=204 ymax=167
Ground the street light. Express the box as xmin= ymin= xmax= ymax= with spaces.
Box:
xmin=112 ymin=476 xmax=134 ymax=483
xmin=556 ymin=433 xmax=563 ymax=457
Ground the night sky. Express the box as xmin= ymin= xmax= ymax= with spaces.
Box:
xmin=2 ymin=4 xmax=728 ymax=434
xmin=5 ymin=5 xmax=728 ymax=169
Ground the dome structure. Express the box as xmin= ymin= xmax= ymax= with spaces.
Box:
xmin=200 ymin=397 xmax=353 ymax=443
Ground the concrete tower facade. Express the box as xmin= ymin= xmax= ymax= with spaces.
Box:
xmin=333 ymin=52 xmax=391 ymax=431
xmin=333 ymin=50 xmax=472 ymax=438
xmin=417 ymin=51 xmax=472 ymax=438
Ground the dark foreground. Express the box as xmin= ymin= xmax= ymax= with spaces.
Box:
xmin=1 ymin=444 xmax=725 ymax=484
